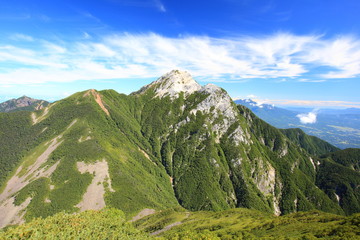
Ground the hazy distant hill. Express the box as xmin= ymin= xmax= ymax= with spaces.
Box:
xmin=0 ymin=70 xmax=358 ymax=229
xmin=0 ymin=96 xmax=49 ymax=113
xmin=235 ymin=99 xmax=360 ymax=148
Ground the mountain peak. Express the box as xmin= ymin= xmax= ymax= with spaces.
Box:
xmin=202 ymin=83 xmax=222 ymax=94
xmin=140 ymin=70 xmax=202 ymax=99
xmin=154 ymin=70 xmax=202 ymax=98
xmin=0 ymin=96 xmax=48 ymax=112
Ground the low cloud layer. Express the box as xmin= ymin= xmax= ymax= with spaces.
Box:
xmin=1 ymin=32 xmax=360 ymax=86
xmin=297 ymin=111 xmax=317 ymax=124
xmin=252 ymin=99 xmax=360 ymax=109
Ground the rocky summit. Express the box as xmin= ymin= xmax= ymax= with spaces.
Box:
xmin=0 ymin=96 xmax=49 ymax=113
xmin=143 ymin=70 xmax=202 ymax=99
xmin=0 ymin=70 xmax=359 ymax=229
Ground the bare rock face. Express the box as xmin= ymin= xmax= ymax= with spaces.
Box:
xmin=190 ymin=84 xmax=244 ymax=142
xmin=143 ymin=70 xmax=251 ymax=144
xmin=135 ymin=70 xmax=202 ymax=99
xmin=15 ymin=96 xmax=36 ymax=107
xmin=152 ymin=70 xmax=202 ymax=99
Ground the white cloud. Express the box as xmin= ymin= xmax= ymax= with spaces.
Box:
xmin=43 ymin=42 xmax=67 ymax=54
xmin=246 ymin=94 xmax=257 ymax=99
xmin=297 ymin=111 xmax=317 ymax=124
xmin=303 ymin=36 xmax=360 ymax=79
xmin=1 ymin=32 xmax=360 ymax=85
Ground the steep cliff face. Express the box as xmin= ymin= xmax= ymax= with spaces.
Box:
xmin=0 ymin=70 xmax=355 ymax=228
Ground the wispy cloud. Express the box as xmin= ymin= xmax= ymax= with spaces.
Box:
xmin=298 ymin=79 xmax=326 ymax=83
xmin=9 ymin=33 xmax=34 ymax=42
xmin=305 ymin=36 xmax=360 ymax=79
xmin=154 ymin=0 xmax=166 ymax=12
xmin=0 ymin=14 xmax=31 ymax=21
xmin=252 ymin=99 xmax=360 ymax=108
xmin=112 ymin=0 xmax=166 ymax=12
xmin=297 ymin=110 xmax=318 ymax=124
xmin=83 ymin=32 xmax=91 ymax=39
xmin=1 ymin=32 xmax=360 ymax=86
xmin=38 ymin=14 xmax=51 ymax=22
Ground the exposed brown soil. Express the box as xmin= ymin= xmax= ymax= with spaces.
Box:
xmin=130 ymin=208 xmax=156 ymax=222
xmin=0 ymin=120 xmax=77 ymax=228
xmin=31 ymin=103 xmax=55 ymax=125
xmin=0 ymin=136 xmax=62 ymax=203
xmin=0 ymin=197 xmax=31 ymax=228
xmin=138 ymin=147 xmax=156 ymax=165
xmin=76 ymin=159 xmax=114 ymax=211
xmin=84 ymin=89 xmax=110 ymax=116
xmin=150 ymin=221 xmax=183 ymax=236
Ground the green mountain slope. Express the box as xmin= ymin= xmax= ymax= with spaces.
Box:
xmin=0 ymin=89 xmax=179 ymax=228
xmin=316 ymin=148 xmax=360 ymax=215
xmin=323 ymin=148 xmax=360 ymax=171
xmin=0 ymin=96 xmax=49 ymax=113
xmin=280 ymin=128 xmax=339 ymax=156
xmin=0 ymin=70 xmax=359 ymax=229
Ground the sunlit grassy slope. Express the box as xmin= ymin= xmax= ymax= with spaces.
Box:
xmin=1 ymin=207 xmax=359 ymax=240
xmin=0 ymin=209 xmax=150 ymax=239
xmin=134 ymin=207 xmax=360 ymax=239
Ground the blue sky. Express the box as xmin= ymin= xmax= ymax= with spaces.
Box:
xmin=1 ymin=0 xmax=360 ymax=108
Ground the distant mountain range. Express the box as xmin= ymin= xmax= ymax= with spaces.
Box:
xmin=0 ymin=70 xmax=359 ymax=236
xmin=235 ymin=99 xmax=360 ymax=149
xmin=0 ymin=96 xmax=49 ymax=113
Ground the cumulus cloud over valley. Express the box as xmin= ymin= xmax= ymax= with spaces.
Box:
xmin=297 ymin=111 xmax=318 ymax=124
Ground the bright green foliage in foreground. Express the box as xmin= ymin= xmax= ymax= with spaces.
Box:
xmin=0 ymin=209 xmax=150 ymax=240
xmin=2 ymin=207 xmax=359 ymax=239
xmin=135 ymin=208 xmax=360 ymax=239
